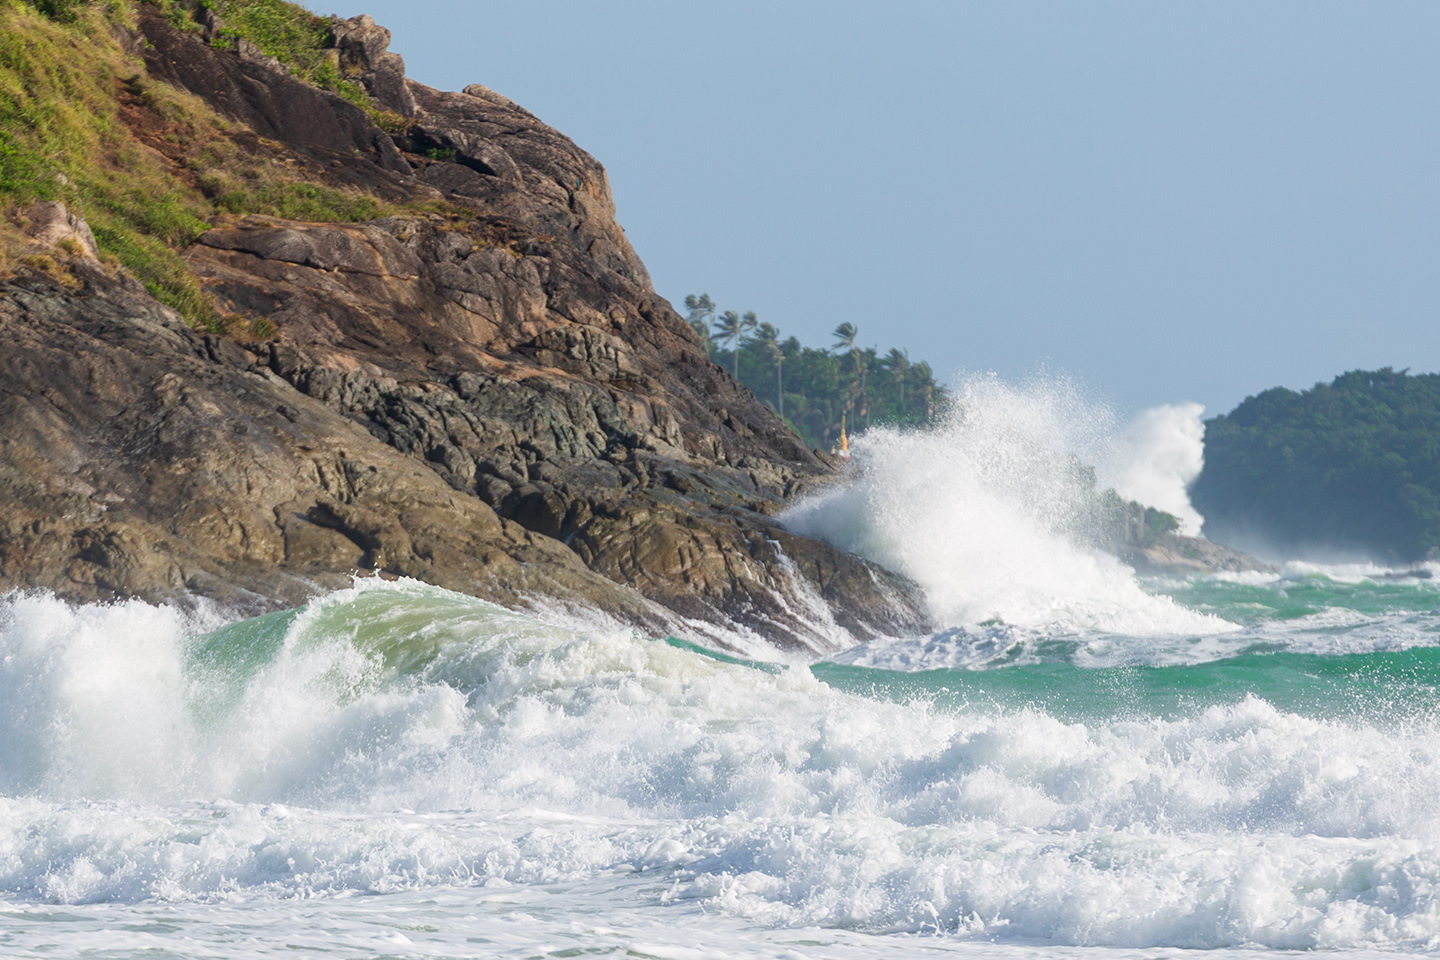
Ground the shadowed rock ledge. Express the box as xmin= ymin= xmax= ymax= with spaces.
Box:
xmin=0 ymin=10 xmax=928 ymax=652
xmin=1122 ymin=534 xmax=1276 ymax=578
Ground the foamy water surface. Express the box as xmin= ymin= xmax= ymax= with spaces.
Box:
xmin=3 ymin=568 xmax=1440 ymax=958
xmin=4 ymin=380 xmax=1439 ymax=958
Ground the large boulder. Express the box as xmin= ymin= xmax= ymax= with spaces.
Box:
xmin=329 ymin=14 xmax=417 ymax=117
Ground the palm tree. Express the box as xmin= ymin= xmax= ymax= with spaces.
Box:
xmin=851 ymin=350 xmax=870 ymax=429
xmin=913 ymin=360 xmax=936 ymax=418
xmin=830 ymin=324 xmax=872 ymax=429
xmin=882 ymin=347 xmax=910 ymax=413
xmin=683 ymin=293 xmax=715 ymax=345
xmin=713 ymin=309 xmax=757 ymax=378
xmin=774 ymin=346 xmax=785 ymax=419
xmin=754 ymin=322 xmax=784 ymax=418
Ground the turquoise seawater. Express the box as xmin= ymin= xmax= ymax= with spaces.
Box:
xmin=816 ymin=572 xmax=1440 ymax=724
xmin=2 ymin=567 xmax=1439 ymax=959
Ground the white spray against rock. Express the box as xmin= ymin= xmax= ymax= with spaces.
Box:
xmin=783 ymin=374 xmax=1219 ymax=634
xmin=1097 ymin=401 xmax=1207 ymax=536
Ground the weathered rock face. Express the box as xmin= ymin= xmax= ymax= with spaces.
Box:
xmin=140 ymin=12 xmax=410 ymax=177
xmin=17 ymin=202 xmax=98 ymax=259
xmin=0 ymin=11 xmax=929 ymax=652
xmin=329 ymin=14 xmax=417 ymax=117
xmin=0 ymin=263 xmax=666 ymax=621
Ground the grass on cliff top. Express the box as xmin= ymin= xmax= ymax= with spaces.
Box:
xmin=202 ymin=0 xmax=407 ymax=131
xmin=0 ymin=0 xmax=403 ymax=334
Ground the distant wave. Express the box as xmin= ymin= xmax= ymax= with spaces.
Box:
xmin=1098 ymin=400 xmax=1207 ymax=536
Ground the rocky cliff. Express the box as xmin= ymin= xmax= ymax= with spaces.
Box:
xmin=0 ymin=3 xmax=928 ymax=652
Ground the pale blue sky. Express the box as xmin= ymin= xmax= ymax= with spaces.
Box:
xmin=330 ymin=1 xmax=1440 ymax=416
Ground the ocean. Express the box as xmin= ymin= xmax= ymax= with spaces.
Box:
xmin=3 ymin=381 xmax=1439 ymax=959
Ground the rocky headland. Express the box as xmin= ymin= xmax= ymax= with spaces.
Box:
xmin=0 ymin=3 xmax=937 ymax=652
xmin=0 ymin=2 xmax=1267 ymax=652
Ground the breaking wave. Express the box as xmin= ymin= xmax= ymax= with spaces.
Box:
xmin=3 ymin=579 xmax=1440 ymax=952
xmin=784 ymin=375 xmax=1221 ymax=636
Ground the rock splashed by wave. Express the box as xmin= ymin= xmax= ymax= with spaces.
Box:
xmin=784 ymin=374 xmax=1221 ymax=635
xmin=1101 ymin=400 xmax=1208 ymax=536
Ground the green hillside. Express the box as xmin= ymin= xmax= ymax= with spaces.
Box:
xmin=1191 ymin=368 xmax=1440 ymax=563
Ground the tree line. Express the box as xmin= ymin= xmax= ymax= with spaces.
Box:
xmin=683 ymin=293 xmax=947 ymax=451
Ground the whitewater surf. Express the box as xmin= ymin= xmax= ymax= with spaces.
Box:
xmin=3 ymin=379 xmax=1440 ymax=959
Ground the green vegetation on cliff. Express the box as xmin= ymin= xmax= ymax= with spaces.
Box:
xmin=1191 ymin=368 xmax=1440 ymax=563
xmin=684 ymin=293 xmax=948 ymax=450
xmin=201 ymin=0 xmax=405 ymax=129
xmin=0 ymin=0 xmax=398 ymax=333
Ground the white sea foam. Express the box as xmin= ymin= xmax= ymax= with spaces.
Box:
xmin=1097 ymin=401 xmax=1207 ymax=536
xmin=828 ymin=581 xmax=1440 ymax=670
xmin=784 ymin=375 xmax=1226 ymax=637
xmin=3 ymin=583 xmax=1440 ymax=954
xmin=0 ymin=593 xmax=204 ymax=799
xmin=825 ymin=621 xmax=1246 ymax=671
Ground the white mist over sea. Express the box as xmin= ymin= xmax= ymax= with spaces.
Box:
xmin=5 ymin=376 xmax=1440 ymax=960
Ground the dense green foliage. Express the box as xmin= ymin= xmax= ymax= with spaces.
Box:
xmin=1100 ymin=490 xmax=1182 ymax=549
xmin=1191 ymin=368 xmax=1440 ymax=563
xmin=20 ymin=0 xmax=77 ymax=19
xmin=684 ymin=293 xmax=947 ymax=450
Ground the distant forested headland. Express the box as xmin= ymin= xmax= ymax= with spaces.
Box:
xmin=683 ymin=293 xmax=948 ymax=451
xmin=1191 ymin=368 xmax=1440 ymax=563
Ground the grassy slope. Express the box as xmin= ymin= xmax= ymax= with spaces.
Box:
xmin=203 ymin=0 xmax=406 ymax=130
xmin=0 ymin=0 xmax=402 ymax=334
